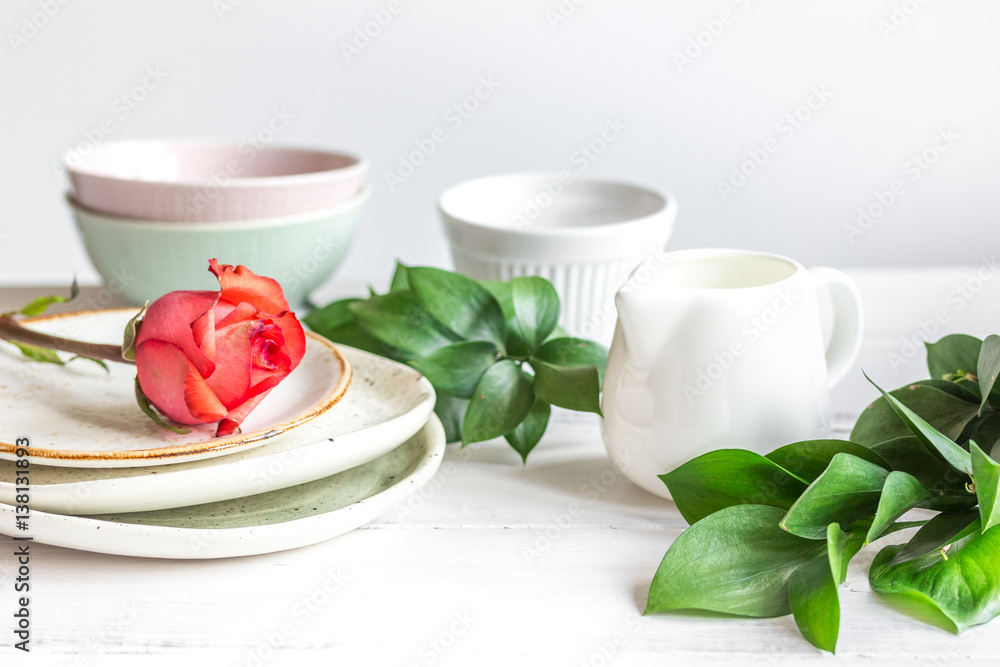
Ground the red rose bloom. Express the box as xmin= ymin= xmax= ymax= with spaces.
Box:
xmin=135 ymin=259 xmax=306 ymax=436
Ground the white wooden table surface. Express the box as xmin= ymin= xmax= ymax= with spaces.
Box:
xmin=2 ymin=266 xmax=1000 ymax=666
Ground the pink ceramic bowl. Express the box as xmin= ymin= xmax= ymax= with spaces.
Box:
xmin=64 ymin=140 xmax=368 ymax=222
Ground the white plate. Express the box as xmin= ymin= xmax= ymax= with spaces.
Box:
xmin=0 ymin=346 xmax=436 ymax=514
xmin=0 ymin=309 xmax=351 ymax=467
xmin=0 ymin=415 xmax=445 ymax=559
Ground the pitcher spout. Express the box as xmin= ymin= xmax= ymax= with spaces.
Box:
xmin=614 ymin=271 xmax=686 ymax=370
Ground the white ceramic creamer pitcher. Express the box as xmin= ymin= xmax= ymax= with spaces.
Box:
xmin=600 ymin=249 xmax=864 ymax=499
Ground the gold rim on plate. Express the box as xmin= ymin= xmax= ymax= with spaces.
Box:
xmin=0 ymin=308 xmax=352 ymax=464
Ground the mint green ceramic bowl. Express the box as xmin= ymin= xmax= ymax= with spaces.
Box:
xmin=70 ymin=188 xmax=368 ymax=309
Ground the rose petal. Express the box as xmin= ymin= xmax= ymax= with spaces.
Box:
xmin=183 ymin=364 xmax=228 ymax=423
xmin=209 ymin=259 xmax=290 ymax=314
xmin=216 ymin=302 xmax=258 ymax=329
xmin=205 ymin=319 xmax=253 ymax=409
xmin=137 ymin=290 xmax=218 ymax=379
xmin=191 ymin=306 xmax=216 ymax=362
xmin=216 ymin=390 xmax=272 ymax=437
xmin=272 ymin=311 xmax=306 ymax=370
xmin=135 ymin=340 xmax=201 ymax=425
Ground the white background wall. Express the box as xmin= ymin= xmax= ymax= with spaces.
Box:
xmin=2 ymin=0 xmax=998 ymax=288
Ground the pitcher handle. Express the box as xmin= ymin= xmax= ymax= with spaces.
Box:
xmin=809 ymin=267 xmax=864 ymax=387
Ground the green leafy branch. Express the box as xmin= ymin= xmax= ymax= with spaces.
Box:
xmin=646 ymin=333 xmax=1000 ymax=653
xmin=305 ymin=263 xmax=607 ymax=461
xmin=0 ymin=279 xmax=124 ymax=371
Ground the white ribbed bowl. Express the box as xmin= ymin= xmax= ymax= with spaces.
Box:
xmin=439 ymin=173 xmax=677 ymax=344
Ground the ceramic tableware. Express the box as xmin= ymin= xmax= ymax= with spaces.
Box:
xmin=601 ymin=249 xmax=864 ymax=499
xmin=439 ymin=172 xmax=676 ymax=343
xmin=64 ymin=140 xmax=368 ymax=222
xmin=69 ymin=189 xmax=367 ymax=309
xmin=0 ymin=309 xmax=352 ymax=468
xmin=0 ymin=415 xmax=445 ymax=559
xmin=0 ymin=345 xmax=435 ymax=514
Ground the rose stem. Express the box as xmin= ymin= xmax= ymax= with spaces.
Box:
xmin=0 ymin=314 xmax=135 ymax=365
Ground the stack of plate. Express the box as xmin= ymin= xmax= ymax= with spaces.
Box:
xmin=0 ymin=309 xmax=444 ymax=559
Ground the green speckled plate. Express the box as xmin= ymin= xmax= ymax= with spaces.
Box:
xmin=0 ymin=415 xmax=445 ymax=559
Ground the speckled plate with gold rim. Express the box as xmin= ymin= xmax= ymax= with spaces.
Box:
xmin=0 ymin=415 xmax=445 ymax=559
xmin=0 ymin=309 xmax=351 ymax=468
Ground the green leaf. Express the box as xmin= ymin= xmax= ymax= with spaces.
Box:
xmin=866 ymin=471 xmax=933 ymax=543
xmin=659 ymin=449 xmax=808 ymax=525
xmin=826 ymin=522 xmax=850 ymax=584
xmin=646 ymin=505 xmax=825 ymax=617
xmin=828 ymin=520 xmax=876 ymax=584
xmin=971 ymin=441 xmax=1000 ymax=533
xmin=509 ymin=277 xmax=560 ymax=354
xmin=480 ymin=280 xmax=530 ymax=357
xmin=349 ymin=292 xmax=460 ymax=357
xmin=863 ymin=372 xmax=973 ymax=475
xmin=304 ymin=298 xmax=360 ymax=334
xmin=969 ymin=414 xmax=1000 ymax=460
xmin=389 ymin=261 xmax=410 ymax=292
xmin=766 ymin=439 xmax=889 ymax=483
xmin=504 ymin=399 xmax=551 ymax=463
xmin=926 ymin=334 xmax=982 ymax=384
xmin=892 ymin=508 xmax=981 ymax=565
xmin=910 ymin=378 xmax=981 ymax=404
xmin=871 ymin=525 xmax=1000 ymax=633
xmin=68 ymin=356 xmax=110 ymax=373
xmin=531 ymin=359 xmax=601 ymax=414
xmin=851 ymin=384 xmax=981 ymax=447
xmin=977 ymin=335 xmax=1000 ymax=415
xmin=434 ymin=393 xmax=468 ymax=444
xmin=16 ymin=277 xmax=78 ymax=316
xmin=479 ymin=281 xmax=513 ymax=320
xmin=870 ymin=437 xmax=975 ymax=512
xmin=788 ymin=551 xmax=840 ymax=653
xmin=462 ymin=360 xmax=534 ymax=445
xmin=134 ymin=378 xmax=191 ymax=435
xmin=11 ymin=342 xmax=64 ymax=365
xmin=780 ymin=453 xmax=889 ymax=540
xmin=121 ymin=304 xmax=146 ymax=362
xmin=409 ymin=341 xmax=499 ymax=398
xmin=533 ymin=337 xmax=608 ymax=382
xmin=326 ymin=322 xmax=400 ymax=358
xmin=529 ymin=338 xmax=608 ymax=415
xmin=408 ymin=267 xmax=506 ymax=348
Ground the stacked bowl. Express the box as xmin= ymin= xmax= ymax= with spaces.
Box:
xmin=64 ymin=140 xmax=369 ymax=308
